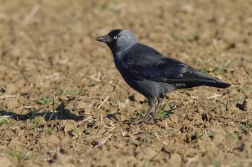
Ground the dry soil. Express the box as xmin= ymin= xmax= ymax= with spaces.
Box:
xmin=0 ymin=0 xmax=252 ymax=167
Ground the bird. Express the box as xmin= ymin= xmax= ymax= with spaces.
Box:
xmin=96 ymin=29 xmax=231 ymax=123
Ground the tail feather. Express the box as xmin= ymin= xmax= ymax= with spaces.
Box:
xmin=165 ymin=69 xmax=231 ymax=89
xmin=182 ymin=68 xmax=231 ymax=88
xmin=167 ymin=77 xmax=231 ymax=89
xmin=184 ymin=81 xmax=231 ymax=89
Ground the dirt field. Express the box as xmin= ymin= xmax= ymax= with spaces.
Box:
xmin=0 ymin=0 xmax=252 ymax=166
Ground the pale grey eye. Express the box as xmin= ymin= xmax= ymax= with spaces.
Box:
xmin=114 ymin=36 xmax=117 ymax=39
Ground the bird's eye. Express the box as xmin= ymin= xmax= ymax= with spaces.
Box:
xmin=114 ymin=36 xmax=117 ymax=39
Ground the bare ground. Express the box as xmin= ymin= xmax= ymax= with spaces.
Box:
xmin=0 ymin=0 xmax=252 ymax=166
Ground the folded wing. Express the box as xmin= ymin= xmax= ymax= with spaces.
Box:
xmin=122 ymin=44 xmax=230 ymax=88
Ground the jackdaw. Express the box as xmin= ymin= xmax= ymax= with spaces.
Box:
xmin=96 ymin=29 xmax=230 ymax=123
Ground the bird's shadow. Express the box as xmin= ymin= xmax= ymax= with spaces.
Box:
xmin=0 ymin=102 xmax=84 ymax=121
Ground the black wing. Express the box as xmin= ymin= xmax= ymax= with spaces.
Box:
xmin=122 ymin=44 xmax=230 ymax=88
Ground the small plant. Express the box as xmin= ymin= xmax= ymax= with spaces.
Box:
xmin=132 ymin=109 xmax=145 ymax=120
xmin=144 ymin=159 xmax=150 ymax=167
xmin=225 ymin=130 xmax=233 ymax=140
xmin=191 ymin=132 xmax=200 ymax=144
xmin=112 ymin=129 xmax=119 ymax=137
xmin=27 ymin=109 xmax=47 ymax=129
xmin=240 ymin=121 xmax=252 ymax=134
xmin=225 ymin=57 xmax=237 ymax=68
xmin=47 ymin=129 xmax=56 ymax=135
xmin=55 ymin=87 xmax=83 ymax=96
xmin=67 ymin=89 xmax=83 ymax=95
xmin=86 ymin=80 xmax=94 ymax=87
xmin=234 ymin=99 xmax=243 ymax=104
xmin=156 ymin=103 xmax=175 ymax=119
xmin=207 ymin=131 xmax=214 ymax=139
xmin=234 ymin=131 xmax=242 ymax=140
xmin=64 ymin=46 xmax=77 ymax=54
xmin=149 ymin=131 xmax=154 ymax=136
xmin=71 ymin=129 xmax=80 ymax=138
xmin=176 ymin=30 xmax=199 ymax=43
xmin=129 ymin=137 xmax=149 ymax=146
xmin=236 ymin=87 xmax=244 ymax=92
xmin=63 ymin=18 xmax=79 ymax=31
xmin=8 ymin=149 xmax=34 ymax=164
xmin=202 ymin=67 xmax=227 ymax=74
xmin=27 ymin=106 xmax=45 ymax=119
xmin=195 ymin=133 xmax=200 ymax=143
xmin=157 ymin=131 xmax=165 ymax=136
xmin=37 ymin=96 xmax=54 ymax=105
xmin=212 ymin=67 xmax=227 ymax=74
xmin=143 ymin=137 xmax=149 ymax=144
xmin=29 ymin=115 xmax=46 ymax=129
xmin=211 ymin=161 xmax=219 ymax=167
xmin=150 ymin=131 xmax=165 ymax=137
xmin=128 ymin=140 xmax=141 ymax=146
xmin=48 ymin=97 xmax=56 ymax=121
xmin=207 ymin=98 xmax=217 ymax=103
xmin=83 ymin=127 xmax=91 ymax=135
xmin=55 ymin=87 xmax=65 ymax=95
xmin=167 ymin=129 xmax=174 ymax=136
xmin=18 ymin=72 xmax=32 ymax=79
xmin=0 ymin=119 xmax=9 ymax=125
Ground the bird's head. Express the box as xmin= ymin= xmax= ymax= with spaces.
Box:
xmin=96 ymin=29 xmax=138 ymax=54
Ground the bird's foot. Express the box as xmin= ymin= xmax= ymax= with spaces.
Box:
xmin=132 ymin=118 xmax=156 ymax=125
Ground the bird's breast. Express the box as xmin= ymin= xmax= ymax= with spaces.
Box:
xmin=112 ymin=53 xmax=124 ymax=70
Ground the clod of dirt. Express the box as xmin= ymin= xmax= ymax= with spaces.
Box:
xmin=168 ymin=114 xmax=179 ymax=124
xmin=58 ymin=95 xmax=69 ymax=101
xmin=8 ymin=137 xmax=22 ymax=152
xmin=192 ymin=112 xmax=202 ymax=120
xmin=161 ymin=146 xmax=171 ymax=154
xmin=53 ymin=153 xmax=74 ymax=166
xmin=115 ymin=113 xmax=127 ymax=121
xmin=75 ymin=101 xmax=89 ymax=109
xmin=0 ymin=157 xmax=13 ymax=167
xmin=132 ymin=93 xmax=145 ymax=102
xmin=135 ymin=147 xmax=157 ymax=160
xmin=168 ymin=153 xmax=182 ymax=166
xmin=210 ymin=128 xmax=226 ymax=143
xmin=102 ymin=84 xmax=114 ymax=92
xmin=223 ymin=28 xmax=239 ymax=44
xmin=3 ymin=99 xmax=19 ymax=110
xmin=5 ymin=83 xmax=17 ymax=94
xmin=129 ymin=124 xmax=141 ymax=134
xmin=238 ymin=99 xmax=252 ymax=111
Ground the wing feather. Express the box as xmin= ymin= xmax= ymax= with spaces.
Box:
xmin=121 ymin=43 xmax=220 ymax=84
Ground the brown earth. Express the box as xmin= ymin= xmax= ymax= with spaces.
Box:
xmin=0 ymin=0 xmax=252 ymax=166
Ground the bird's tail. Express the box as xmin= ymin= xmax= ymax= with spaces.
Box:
xmin=178 ymin=69 xmax=231 ymax=89
xmin=168 ymin=77 xmax=231 ymax=89
xmin=186 ymin=81 xmax=231 ymax=88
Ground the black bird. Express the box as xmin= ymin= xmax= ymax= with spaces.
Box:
xmin=96 ymin=29 xmax=230 ymax=123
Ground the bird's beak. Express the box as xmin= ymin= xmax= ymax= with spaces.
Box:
xmin=96 ymin=35 xmax=112 ymax=43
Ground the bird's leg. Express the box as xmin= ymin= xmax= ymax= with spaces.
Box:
xmin=134 ymin=106 xmax=153 ymax=125
xmin=142 ymin=105 xmax=153 ymax=123
xmin=135 ymin=97 xmax=155 ymax=124
xmin=150 ymin=97 xmax=164 ymax=120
